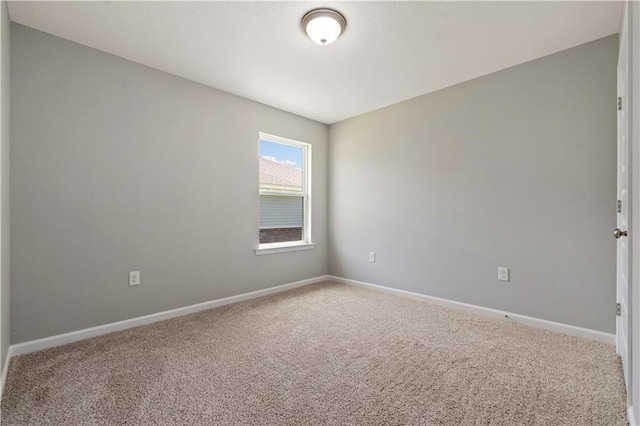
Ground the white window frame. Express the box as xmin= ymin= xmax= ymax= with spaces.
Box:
xmin=255 ymin=132 xmax=315 ymax=255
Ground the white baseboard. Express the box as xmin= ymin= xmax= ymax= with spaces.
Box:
xmin=329 ymin=275 xmax=615 ymax=345
xmin=0 ymin=345 xmax=11 ymax=400
xmin=9 ymin=275 xmax=330 ymax=358
xmin=630 ymin=406 xmax=638 ymax=426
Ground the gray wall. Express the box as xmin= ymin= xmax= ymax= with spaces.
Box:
xmin=10 ymin=25 xmax=328 ymax=343
xmin=9 ymin=23 xmax=619 ymax=342
xmin=329 ymin=36 xmax=618 ymax=333
xmin=1 ymin=2 xmax=10 ymax=368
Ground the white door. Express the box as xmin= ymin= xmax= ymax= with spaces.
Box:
xmin=616 ymin=7 xmax=630 ymax=391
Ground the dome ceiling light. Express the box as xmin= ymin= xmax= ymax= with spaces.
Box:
xmin=301 ymin=8 xmax=346 ymax=46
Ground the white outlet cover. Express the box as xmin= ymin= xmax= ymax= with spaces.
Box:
xmin=498 ymin=267 xmax=509 ymax=282
xmin=369 ymin=252 xmax=375 ymax=263
xmin=129 ymin=271 xmax=140 ymax=286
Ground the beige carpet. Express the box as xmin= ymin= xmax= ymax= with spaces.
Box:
xmin=1 ymin=282 xmax=627 ymax=425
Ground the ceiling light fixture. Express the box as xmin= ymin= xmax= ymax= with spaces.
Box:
xmin=301 ymin=9 xmax=346 ymax=46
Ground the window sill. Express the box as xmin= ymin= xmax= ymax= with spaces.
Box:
xmin=255 ymin=242 xmax=316 ymax=256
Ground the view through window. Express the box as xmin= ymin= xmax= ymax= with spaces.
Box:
xmin=259 ymin=134 xmax=310 ymax=245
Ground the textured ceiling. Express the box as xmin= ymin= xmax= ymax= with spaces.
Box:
xmin=7 ymin=1 xmax=623 ymax=124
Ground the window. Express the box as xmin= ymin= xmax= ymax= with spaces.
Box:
xmin=255 ymin=133 xmax=314 ymax=255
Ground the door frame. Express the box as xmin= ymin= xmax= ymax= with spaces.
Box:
xmin=625 ymin=1 xmax=640 ymax=424
xmin=618 ymin=0 xmax=631 ymax=395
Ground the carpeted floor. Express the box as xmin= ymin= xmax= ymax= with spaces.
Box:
xmin=1 ymin=282 xmax=627 ymax=425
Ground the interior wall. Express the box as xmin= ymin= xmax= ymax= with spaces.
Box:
xmin=10 ymin=25 xmax=328 ymax=343
xmin=1 ymin=2 xmax=10 ymax=369
xmin=329 ymin=35 xmax=618 ymax=333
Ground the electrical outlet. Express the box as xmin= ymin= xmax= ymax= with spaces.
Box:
xmin=129 ymin=271 xmax=140 ymax=286
xmin=369 ymin=252 xmax=375 ymax=263
xmin=498 ymin=267 xmax=509 ymax=282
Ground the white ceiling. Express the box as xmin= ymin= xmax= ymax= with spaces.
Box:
xmin=8 ymin=1 xmax=623 ymax=124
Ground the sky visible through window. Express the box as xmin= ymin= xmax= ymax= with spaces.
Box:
xmin=260 ymin=139 xmax=303 ymax=170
